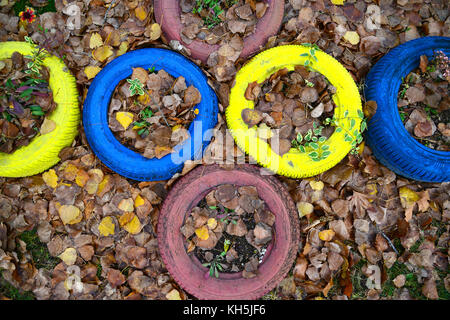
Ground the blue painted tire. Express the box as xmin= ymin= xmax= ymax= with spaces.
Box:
xmin=83 ymin=48 xmax=218 ymax=181
xmin=365 ymin=37 xmax=450 ymax=182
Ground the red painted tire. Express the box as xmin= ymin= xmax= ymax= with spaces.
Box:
xmin=157 ymin=164 xmax=300 ymax=300
xmin=154 ymin=0 xmax=285 ymax=63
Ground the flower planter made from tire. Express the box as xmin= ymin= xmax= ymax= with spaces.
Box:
xmin=0 ymin=41 xmax=79 ymax=178
xmin=83 ymin=48 xmax=218 ymax=181
xmin=154 ymin=0 xmax=284 ymax=64
xmin=365 ymin=36 xmax=450 ymax=182
xmin=157 ymin=164 xmax=299 ymax=300
xmin=226 ymin=45 xmax=363 ymax=178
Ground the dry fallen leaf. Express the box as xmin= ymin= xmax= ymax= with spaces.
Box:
xmin=134 ymin=195 xmax=145 ymax=208
xmin=135 ymin=6 xmax=148 ymax=21
xmin=297 ymin=201 xmax=314 ymax=218
xmin=98 ymin=216 xmax=115 ymax=236
xmin=115 ymin=112 xmax=134 ymax=130
xmin=148 ymin=23 xmax=162 ymax=41
xmin=118 ymin=198 xmax=134 ymax=212
xmin=419 ymin=55 xmax=428 ymax=73
xmin=58 ymin=248 xmax=77 ymax=265
xmin=84 ymin=66 xmax=102 ymax=80
xmin=207 ymin=218 xmax=217 ymax=230
xmin=343 ymin=31 xmax=360 ymax=45
xmin=40 ymin=118 xmax=56 ymax=135
xmin=310 ymin=180 xmax=324 ymax=191
xmin=89 ymin=32 xmax=103 ymax=49
xmin=92 ymin=45 xmax=114 ymax=62
xmin=117 ymin=41 xmax=129 ymax=56
xmin=123 ymin=215 xmax=142 ymax=234
xmin=59 ymin=205 xmax=83 ymax=225
xmin=166 ymin=289 xmax=182 ymax=300
xmin=399 ymin=187 xmax=419 ymax=209
xmin=195 ymin=225 xmax=209 ymax=240
xmin=318 ymin=229 xmax=335 ymax=241
xmin=42 ymin=169 xmax=58 ymax=189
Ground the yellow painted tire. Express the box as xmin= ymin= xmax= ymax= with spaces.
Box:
xmin=0 ymin=41 xmax=79 ymax=178
xmin=226 ymin=45 xmax=363 ymax=178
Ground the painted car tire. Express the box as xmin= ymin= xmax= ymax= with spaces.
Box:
xmin=226 ymin=45 xmax=363 ymax=178
xmin=154 ymin=0 xmax=284 ymax=63
xmin=365 ymin=36 xmax=450 ymax=182
xmin=83 ymin=48 xmax=218 ymax=181
xmin=0 ymin=41 xmax=79 ymax=178
xmin=158 ymin=164 xmax=300 ymax=300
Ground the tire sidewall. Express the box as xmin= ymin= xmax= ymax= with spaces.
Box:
xmin=83 ymin=48 xmax=218 ymax=181
xmin=365 ymin=37 xmax=450 ymax=182
xmin=157 ymin=164 xmax=300 ymax=300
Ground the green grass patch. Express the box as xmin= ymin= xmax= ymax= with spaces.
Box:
xmin=13 ymin=0 xmax=56 ymax=16
xmin=350 ymin=258 xmax=368 ymax=299
xmin=381 ymin=261 xmax=426 ymax=299
xmin=19 ymin=229 xmax=59 ymax=270
xmin=0 ymin=271 xmax=34 ymax=300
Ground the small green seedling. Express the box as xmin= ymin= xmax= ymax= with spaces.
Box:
xmin=202 ymin=239 xmax=231 ymax=278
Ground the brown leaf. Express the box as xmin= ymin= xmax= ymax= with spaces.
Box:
xmin=241 ymin=108 xmax=263 ymax=127
xmin=244 ymin=81 xmax=261 ymax=101
xmin=107 ymin=268 xmax=126 ymax=288
xmin=293 ymin=256 xmax=308 ymax=280
xmin=419 ymin=55 xmax=428 ymax=73
xmin=363 ymin=100 xmax=377 ymax=120
xmin=348 ymin=191 xmax=371 ymax=218
xmin=414 ymin=120 xmax=435 ymax=138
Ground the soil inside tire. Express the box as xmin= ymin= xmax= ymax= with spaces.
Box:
xmin=181 ymin=185 xmax=274 ymax=278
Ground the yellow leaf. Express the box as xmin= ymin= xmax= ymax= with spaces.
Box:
xmin=117 ymin=41 xmax=128 ymax=56
xmin=137 ymin=92 xmax=151 ymax=105
xmin=148 ymin=23 xmax=162 ymax=41
xmin=84 ymin=66 xmax=101 ymax=80
xmin=40 ymin=117 xmax=56 ymax=135
xmin=89 ymin=32 xmax=103 ymax=49
xmin=98 ymin=216 xmax=115 ymax=236
xmin=96 ymin=175 xmax=112 ymax=197
xmin=207 ymin=218 xmax=217 ymax=230
xmin=92 ymin=45 xmax=114 ymax=62
xmin=343 ymin=31 xmax=360 ymax=45
xmin=310 ymin=180 xmax=324 ymax=191
xmin=42 ymin=169 xmax=58 ymax=188
xmin=59 ymin=205 xmax=83 ymax=225
xmin=118 ymin=198 xmax=134 ymax=212
xmin=119 ymin=211 xmax=135 ymax=227
xmin=319 ymin=229 xmax=335 ymax=241
xmin=58 ymin=248 xmax=77 ymax=266
xmin=75 ymin=169 xmax=90 ymax=187
xmin=297 ymin=201 xmax=314 ymax=218
xmin=63 ymin=163 xmax=79 ymax=181
xmin=135 ymin=6 xmax=148 ymax=21
xmin=166 ymin=289 xmax=182 ymax=300
xmin=367 ymin=183 xmax=377 ymax=202
xmin=123 ymin=215 xmax=142 ymax=234
xmin=134 ymin=195 xmax=145 ymax=208
xmin=195 ymin=226 xmax=209 ymax=240
xmin=399 ymin=187 xmax=419 ymax=209
xmin=331 ymin=0 xmax=344 ymax=5
xmin=115 ymin=112 xmax=134 ymax=130
xmin=155 ymin=146 xmax=172 ymax=159
xmin=85 ymin=169 xmax=104 ymax=195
